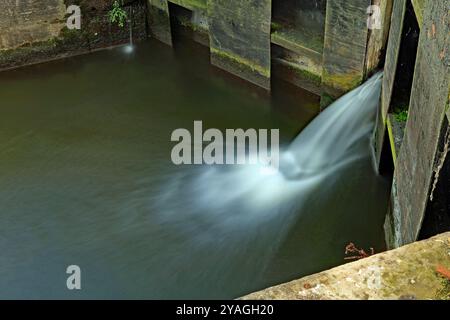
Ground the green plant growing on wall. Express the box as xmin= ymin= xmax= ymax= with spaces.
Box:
xmin=108 ymin=1 xmax=128 ymax=28
xmin=393 ymin=106 xmax=408 ymax=122
xmin=394 ymin=110 xmax=408 ymax=122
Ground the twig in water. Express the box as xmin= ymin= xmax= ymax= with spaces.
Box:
xmin=344 ymin=242 xmax=375 ymax=260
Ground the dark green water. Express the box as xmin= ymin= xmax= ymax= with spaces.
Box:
xmin=0 ymin=39 xmax=389 ymax=299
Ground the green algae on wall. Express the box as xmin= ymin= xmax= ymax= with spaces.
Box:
xmin=411 ymin=0 xmax=425 ymax=27
xmin=208 ymin=0 xmax=272 ymax=90
xmin=322 ymin=69 xmax=364 ymax=95
xmin=319 ymin=92 xmax=335 ymax=109
xmin=321 ymin=0 xmax=371 ymax=98
xmin=272 ymin=56 xmax=322 ymax=95
xmin=211 ymin=47 xmax=270 ymax=78
xmin=271 ymin=27 xmax=324 ymax=56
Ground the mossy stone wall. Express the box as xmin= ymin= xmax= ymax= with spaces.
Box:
xmin=0 ymin=1 xmax=148 ymax=71
xmin=391 ymin=0 xmax=450 ymax=246
xmin=321 ymin=0 xmax=371 ymax=98
xmin=147 ymin=0 xmax=172 ymax=46
xmin=0 ymin=0 xmax=66 ymax=50
xmin=208 ymin=0 xmax=272 ymax=90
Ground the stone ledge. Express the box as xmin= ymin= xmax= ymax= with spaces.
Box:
xmin=241 ymin=232 xmax=450 ymax=300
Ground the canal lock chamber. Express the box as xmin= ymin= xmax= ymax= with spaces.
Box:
xmin=0 ymin=0 xmax=448 ymax=299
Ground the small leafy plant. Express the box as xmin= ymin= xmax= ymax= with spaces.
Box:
xmin=395 ymin=110 xmax=408 ymax=122
xmin=108 ymin=1 xmax=128 ymax=28
xmin=393 ymin=106 xmax=408 ymax=122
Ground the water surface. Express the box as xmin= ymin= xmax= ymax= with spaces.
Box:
xmin=0 ymin=39 xmax=388 ymax=299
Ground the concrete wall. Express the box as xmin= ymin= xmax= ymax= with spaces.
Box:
xmin=373 ymin=0 xmax=406 ymax=166
xmin=0 ymin=0 xmax=66 ymax=50
xmin=0 ymin=0 xmax=148 ymax=70
xmin=146 ymin=0 xmax=391 ymax=95
xmin=208 ymin=0 xmax=272 ymax=90
xmin=365 ymin=0 xmax=393 ymax=76
xmin=382 ymin=0 xmax=450 ymax=248
xmin=321 ymin=0 xmax=371 ymax=98
xmin=147 ymin=0 xmax=172 ymax=46
xmin=1 ymin=1 xmax=390 ymax=95
xmin=391 ymin=0 xmax=450 ymax=246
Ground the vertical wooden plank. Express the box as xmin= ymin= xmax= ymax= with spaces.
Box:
xmin=381 ymin=0 xmax=406 ymax=120
xmin=374 ymin=0 xmax=407 ymax=167
xmin=365 ymin=0 xmax=393 ymax=75
xmin=321 ymin=0 xmax=371 ymax=98
xmin=208 ymin=0 xmax=272 ymax=90
xmin=147 ymin=0 xmax=173 ymax=46
xmin=392 ymin=0 xmax=450 ymax=246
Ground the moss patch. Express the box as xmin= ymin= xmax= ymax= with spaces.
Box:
xmin=271 ymin=22 xmax=282 ymax=33
xmin=271 ymin=27 xmax=323 ymax=55
xmin=320 ymin=92 xmax=335 ymax=109
xmin=322 ymin=69 xmax=363 ymax=92
xmin=436 ymin=278 xmax=450 ymax=300
xmin=211 ymin=47 xmax=270 ymax=78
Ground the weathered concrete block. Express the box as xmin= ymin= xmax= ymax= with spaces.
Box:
xmin=0 ymin=1 xmax=148 ymax=70
xmin=147 ymin=0 xmax=173 ymax=46
xmin=169 ymin=1 xmax=209 ymax=46
xmin=374 ymin=0 xmax=407 ymax=166
xmin=365 ymin=0 xmax=393 ymax=75
xmin=321 ymin=0 xmax=371 ymax=98
xmin=390 ymin=0 xmax=450 ymax=246
xmin=0 ymin=0 xmax=66 ymax=50
xmin=208 ymin=0 xmax=272 ymax=90
xmin=381 ymin=0 xmax=406 ymax=119
xmin=271 ymin=45 xmax=322 ymax=95
xmin=242 ymin=232 xmax=450 ymax=300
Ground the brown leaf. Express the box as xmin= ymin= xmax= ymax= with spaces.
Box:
xmin=436 ymin=265 xmax=450 ymax=280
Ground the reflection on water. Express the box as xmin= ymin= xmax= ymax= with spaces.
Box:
xmin=0 ymin=39 xmax=388 ymax=299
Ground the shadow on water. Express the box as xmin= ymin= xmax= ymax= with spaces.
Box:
xmin=0 ymin=39 xmax=389 ymax=299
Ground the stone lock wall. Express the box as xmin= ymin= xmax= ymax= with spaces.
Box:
xmin=0 ymin=0 xmax=66 ymax=50
xmin=376 ymin=0 xmax=450 ymax=248
xmin=147 ymin=0 xmax=392 ymax=102
xmin=208 ymin=0 xmax=272 ymax=90
xmin=1 ymin=1 xmax=392 ymax=100
xmin=0 ymin=0 xmax=148 ymax=70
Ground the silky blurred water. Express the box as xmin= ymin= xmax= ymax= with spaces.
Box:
xmin=0 ymin=39 xmax=388 ymax=299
